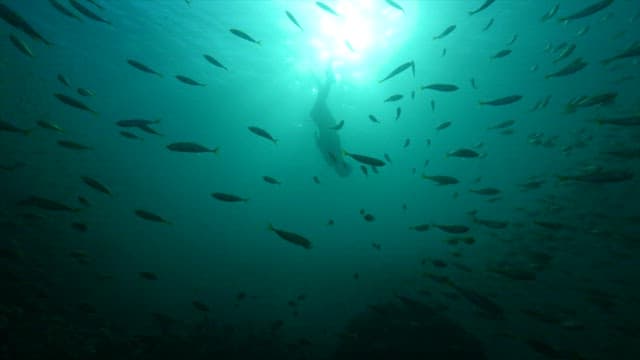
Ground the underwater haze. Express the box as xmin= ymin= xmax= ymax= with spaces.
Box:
xmin=1 ymin=0 xmax=640 ymax=359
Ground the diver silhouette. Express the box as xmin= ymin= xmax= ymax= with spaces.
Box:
xmin=310 ymin=66 xmax=352 ymax=177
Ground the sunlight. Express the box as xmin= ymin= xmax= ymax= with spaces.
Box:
xmin=307 ymin=0 xmax=407 ymax=77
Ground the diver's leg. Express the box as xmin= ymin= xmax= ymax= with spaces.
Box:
xmin=317 ymin=63 xmax=335 ymax=103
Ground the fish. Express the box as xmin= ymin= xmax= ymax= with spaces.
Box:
xmin=117 ymin=119 xmax=162 ymax=135
xmin=313 ymin=176 xmax=320 ymax=184
xmin=482 ymin=18 xmax=494 ymax=31
xmin=506 ymin=34 xmax=518 ymax=46
xmin=421 ymin=83 xmax=458 ymax=92
xmin=229 ymin=28 xmax=261 ymax=45
xmin=378 ymin=61 xmax=414 ymax=83
xmin=18 ymin=196 xmax=78 ymax=212
xmin=430 ymin=99 xmax=435 ymax=112
xmin=403 ymin=138 xmax=410 ymax=148
xmin=9 ymin=34 xmax=34 ymax=58
xmin=553 ymin=42 xmax=568 ymax=53
xmin=71 ymin=222 xmax=88 ymax=232
xmin=315 ymin=2 xmax=339 ymax=16
xmin=166 ymin=142 xmax=218 ymax=154
xmin=470 ymin=78 xmax=478 ymax=89
xmin=472 ymin=216 xmax=508 ymax=229
xmin=558 ymin=0 xmax=614 ymax=22
xmin=119 ymin=131 xmax=142 ymax=140
xmin=596 ymin=115 xmax=640 ymax=126
xmin=77 ymin=196 xmax=90 ymax=207
xmin=37 ymin=120 xmax=64 ymax=133
xmin=384 ymin=94 xmax=403 ymax=102
xmin=134 ymin=210 xmax=171 ymax=224
xmin=469 ymin=0 xmax=496 ymax=16
xmin=269 ymin=224 xmax=312 ymax=249
xmin=447 ymin=148 xmax=480 ymax=158
xmin=363 ymin=213 xmax=375 ymax=222
xmin=470 ymin=187 xmax=501 ymax=195
xmin=86 ymin=0 xmax=105 ymax=11
xmin=541 ymin=95 xmax=552 ymax=108
xmin=518 ymin=179 xmax=545 ymax=190
xmin=479 ymin=95 xmax=522 ymax=106
xmin=81 ymin=176 xmax=111 ymax=196
xmin=488 ymin=119 xmax=515 ymax=130
xmin=262 ymin=176 xmax=281 ymax=185
xmin=601 ymin=42 xmax=640 ymax=65
xmin=545 ymin=58 xmax=588 ymax=78
xmin=421 ymin=175 xmax=459 ymax=185
xmin=368 ymin=115 xmax=380 ymax=123
xmin=139 ymin=272 xmax=158 ymax=280
xmin=395 ymin=107 xmax=402 ymax=121
xmin=175 ymin=75 xmax=205 ymax=86
xmin=57 ymin=74 xmax=71 ymax=87
xmin=0 ymin=3 xmax=52 ymax=45
xmin=433 ymin=224 xmax=470 ymax=234
xmin=385 ymin=0 xmax=405 ymax=13
xmin=69 ymin=0 xmax=111 ymax=25
xmin=565 ymin=92 xmax=616 ymax=113
xmin=384 ymin=153 xmax=392 ymax=164
xmin=449 ymin=282 xmax=504 ymax=319
xmin=558 ymin=170 xmax=633 ymax=183
xmin=441 ymin=48 xmax=447 ymax=57
xmin=576 ymin=25 xmax=590 ymax=36
xmin=601 ymin=148 xmax=640 ymax=159
xmin=53 ymin=93 xmax=98 ymax=115
xmin=329 ymin=120 xmax=344 ymax=130
xmin=433 ymin=25 xmax=456 ymax=40
xmin=127 ymin=59 xmax=163 ymax=77
xmin=540 ymin=3 xmax=559 ymax=22
xmin=248 ymin=126 xmax=277 ymax=144
xmin=491 ymin=49 xmax=512 ymax=59
xmin=192 ymin=301 xmax=209 ymax=312
xmin=344 ymin=40 xmax=355 ymax=52
xmin=525 ymin=339 xmax=583 ymax=359
xmin=610 ymin=75 xmax=635 ymax=84
xmin=430 ymin=259 xmax=447 ymax=268
xmin=49 ymin=0 xmax=82 ymax=21
xmin=203 ymin=54 xmax=227 ymax=70
xmin=610 ymin=29 xmax=626 ymax=40
xmin=489 ymin=264 xmax=536 ymax=281
xmin=0 ymin=119 xmax=31 ymax=135
xmin=77 ymin=88 xmax=94 ymax=97
xmin=285 ymin=11 xmax=303 ymax=31
xmin=212 ymin=192 xmax=248 ymax=202
xmin=16 ymin=212 xmax=49 ymax=222
xmin=57 ymin=140 xmax=91 ymax=150
xmin=342 ymin=150 xmax=386 ymax=167
xmin=529 ymin=99 xmax=544 ymax=113
xmin=553 ymin=44 xmax=576 ymax=63
xmin=436 ymin=121 xmax=451 ymax=130
xmin=409 ymin=224 xmax=430 ymax=232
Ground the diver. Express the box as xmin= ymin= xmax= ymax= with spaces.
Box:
xmin=310 ymin=65 xmax=351 ymax=177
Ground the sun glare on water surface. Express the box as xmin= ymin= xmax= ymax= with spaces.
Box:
xmin=306 ymin=0 xmax=410 ymax=82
